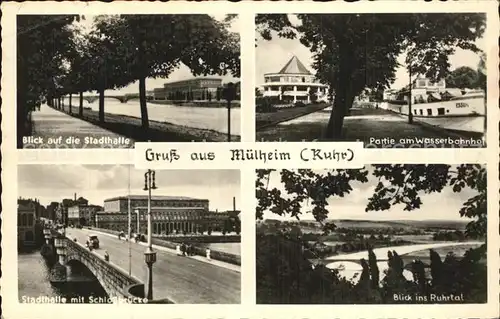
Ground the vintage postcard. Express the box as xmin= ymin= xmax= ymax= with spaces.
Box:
xmin=1 ymin=1 xmax=499 ymax=319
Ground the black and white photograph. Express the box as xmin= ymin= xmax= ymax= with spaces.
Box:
xmin=17 ymin=14 xmax=241 ymax=149
xmin=255 ymin=14 xmax=487 ymax=148
xmin=18 ymin=165 xmax=241 ymax=304
xmin=256 ymin=165 xmax=487 ymax=304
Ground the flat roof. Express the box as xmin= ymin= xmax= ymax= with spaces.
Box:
xmin=104 ymin=195 xmax=208 ymax=202
xmin=164 ymin=77 xmax=223 ymax=85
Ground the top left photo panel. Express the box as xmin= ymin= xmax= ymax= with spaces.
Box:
xmin=17 ymin=14 xmax=241 ymax=149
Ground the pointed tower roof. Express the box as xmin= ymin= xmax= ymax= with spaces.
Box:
xmin=278 ymin=55 xmax=311 ymax=75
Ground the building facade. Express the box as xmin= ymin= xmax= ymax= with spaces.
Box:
xmin=152 ymin=78 xmax=241 ymax=102
xmin=67 ymin=204 xmax=103 ymax=226
xmin=262 ymin=55 xmax=329 ymax=104
xmin=96 ymin=195 xmax=239 ymax=235
xmin=153 ymin=78 xmax=222 ymax=101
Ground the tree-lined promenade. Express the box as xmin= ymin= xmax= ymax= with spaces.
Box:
xmin=17 ymin=15 xmax=240 ymax=148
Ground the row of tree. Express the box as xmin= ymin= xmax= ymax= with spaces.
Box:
xmin=256 ymin=14 xmax=486 ymax=138
xmin=17 ymin=14 xmax=240 ymax=147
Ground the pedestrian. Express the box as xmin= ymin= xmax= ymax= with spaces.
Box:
xmin=176 ymin=244 xmax=181 ymax=256
xmin=104 ymin=251 xmax=110 ymax=262
xmin=206 ymin=248 xmax=211 ymax=260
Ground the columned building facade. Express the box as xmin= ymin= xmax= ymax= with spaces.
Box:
xmin=96 ymin=195 xmax=238 ymax=235
xmin=262 ymin=55 xmax=329 ymax=104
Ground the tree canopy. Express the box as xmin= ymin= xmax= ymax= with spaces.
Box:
xmin=91 ymin=14 xmax=240 ymax=129
xmin=256 ymin=13 xmax=486 ymax=139
xmin=445 ymin=66 xmax=482 ymax=89
xmin=17 ymin=15 xmax=79 ymax=147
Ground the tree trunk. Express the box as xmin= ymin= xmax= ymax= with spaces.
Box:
xmin=79 ymin=92 xmax=83 ymax=117
xmin=408 ymin=68 xmax=413 ymax=124
xmin=69 ymin=93 xmax=73 ymax=114
xmin=324 ymin=40 xmax=354 ymax=140
xmin=99 ymin=88 xmax=105 ymax=123
xmin=58 ymin=97 xmax=62 ymax=110
xmin=139 ymin=75 xmax=149 ymax=130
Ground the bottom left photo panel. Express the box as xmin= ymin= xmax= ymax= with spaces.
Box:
xmin=17 ymin=165 xmax=242 ymax=304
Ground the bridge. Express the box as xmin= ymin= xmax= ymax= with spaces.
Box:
xmin=42 ymin=227 xmax=240 ymax=304
xmin=65 ymin=93 xmax=154 ymax=104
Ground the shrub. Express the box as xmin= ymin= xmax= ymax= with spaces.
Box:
xmin=294 ymin=101 xmax=306 ymax=108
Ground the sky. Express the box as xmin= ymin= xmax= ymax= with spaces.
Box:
xmin=73 ymin=14 xmax=240 ymax=95
xmin=260 ymin=166 xmax=481 ymax=222
xmin=255 ymin=14 xmax=486 ymax=90
xmin=18 ymin=165 xmax=241 ymax=211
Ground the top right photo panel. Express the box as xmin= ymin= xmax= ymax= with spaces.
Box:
xmin=255 ymin=13 xmax=487 ymax=148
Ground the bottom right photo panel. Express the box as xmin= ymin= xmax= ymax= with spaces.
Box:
xmin=255 ymin=164 xmax=487 ymax=304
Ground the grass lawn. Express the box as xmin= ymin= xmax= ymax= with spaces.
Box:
xmin=256 ymin=103 xmax=330 ymax=129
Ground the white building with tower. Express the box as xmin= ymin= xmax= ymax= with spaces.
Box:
xmin=261 ymin=55 xmax=329 ymax=104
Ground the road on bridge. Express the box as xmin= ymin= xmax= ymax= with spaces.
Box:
xmin=66 ymin=228 xmax=240 ymax=304
xmin=25 ymin=104 xmax=133 ymax=149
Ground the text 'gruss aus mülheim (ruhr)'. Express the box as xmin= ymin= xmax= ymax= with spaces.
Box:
xmin=134 ymin=142 xmax=364 ymax=170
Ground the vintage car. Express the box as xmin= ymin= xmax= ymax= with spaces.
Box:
xmin=87 ymin=234 xmax=100 ymax=249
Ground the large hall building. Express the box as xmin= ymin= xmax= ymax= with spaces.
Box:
xmin=95 ymin=195 xmax=239 ymax=235
xmin=262 ymin=55 xmax=329 ymax=104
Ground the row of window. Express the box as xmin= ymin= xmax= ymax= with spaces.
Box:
xmin=18 ymin=213 xmax=34 ymax=227
xmin=265 ymin=76 xmax=313 ymax=83
xmin=413 ymin=107 xmax=448 ymax=116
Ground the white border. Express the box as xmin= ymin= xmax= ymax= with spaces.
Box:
xmin=2 ymin=1 xmax=499 ymax=318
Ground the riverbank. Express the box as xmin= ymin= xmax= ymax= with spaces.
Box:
xmin=57 ymin=105 xmax=240 ymax=142
xmin=149 ymin=100 xmax=241 ymax=108
xmin=256 ymin=103 xmax=329 ymax=130
xmin=256 ymin=106 xmax=483 ymax=147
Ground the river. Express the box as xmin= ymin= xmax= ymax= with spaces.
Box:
xmin=18 ymin=249 xmax=108 ymax=304
xmin=63 ymin=98 xmax=240 ymax=135
xmin=324 ymin=241 xmax=484 ymax=284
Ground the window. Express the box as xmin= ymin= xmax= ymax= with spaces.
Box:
xmin=414 ymin=110 xmax=418 ymax=115
xmin=419 ymin=109 xmax=423 ymax=115
xmin=427 ymin=109 xmax=432 ymax=116
xmin=437 ymin=108 xmax=445 ymax=115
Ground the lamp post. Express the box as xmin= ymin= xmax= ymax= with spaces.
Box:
xmin=143 ymin=169 xmax=157 ymax=300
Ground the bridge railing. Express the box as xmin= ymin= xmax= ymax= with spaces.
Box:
xmin=65 ymin=236 xmax=144 ymax=298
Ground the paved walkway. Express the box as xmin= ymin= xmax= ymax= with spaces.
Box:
xmin=87 ymin=227 xmax=241 ymax=273
xmin=25 ymin=105 xmax=133 ymax=148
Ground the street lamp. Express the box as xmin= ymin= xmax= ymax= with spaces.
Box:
xmin=143 ymin=169 xmax=158 ymax=300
